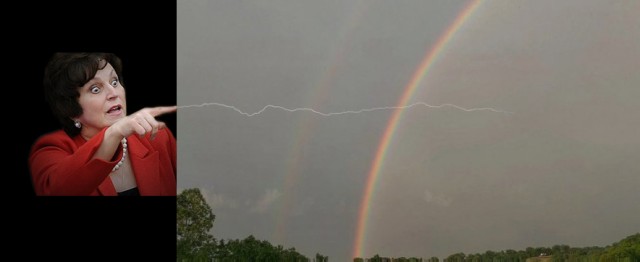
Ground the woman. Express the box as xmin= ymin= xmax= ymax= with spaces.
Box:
xmin=29 ymin=53 xmax=177 ymax=196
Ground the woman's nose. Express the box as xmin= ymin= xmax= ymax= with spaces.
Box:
xmin=105 ymin=84 xmax=118 ymax=100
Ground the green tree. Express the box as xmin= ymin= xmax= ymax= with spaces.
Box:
xmin=444 ymin=252 xmax=465 ymax=262
xmin=218 ymin=235 xmax=309 ymax=261
xmin=370 ymin=254 xmax=383 ymax=262
xmin=600 ymin=233 xmax=640 ymax=261
xmin=177 ymin=188 xmax=216 ymax=261
xmin=315 ymin=252 xmax=328 ymax=262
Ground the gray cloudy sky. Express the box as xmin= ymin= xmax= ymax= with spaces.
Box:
xmin=177 ymin=0 xmax=640 ymax=260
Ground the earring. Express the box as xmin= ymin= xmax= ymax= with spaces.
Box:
xmin=74 ymin=120 xmax=82 ymax=129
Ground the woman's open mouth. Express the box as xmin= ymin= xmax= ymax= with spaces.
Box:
xmin=106 ymin=105 xmax=123 ymax=116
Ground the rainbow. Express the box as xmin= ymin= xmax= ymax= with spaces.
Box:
xmin=352 ymin=0 xmax=483 ymax=258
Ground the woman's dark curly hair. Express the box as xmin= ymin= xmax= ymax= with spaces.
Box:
xmin=43 ymin=53 xmax=124 ymax=137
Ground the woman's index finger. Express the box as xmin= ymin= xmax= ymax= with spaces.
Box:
xmin=149 ymin=106 xmax=178 ymax=117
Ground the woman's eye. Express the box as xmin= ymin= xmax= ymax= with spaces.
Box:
xmin=90 ymin=86 xmax=100 ymax=94
xmin=111 ymin=79 xmax=119 ymax=87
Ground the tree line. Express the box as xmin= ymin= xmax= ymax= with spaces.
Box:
xmin=177 ymin=188 xmax=637 ymax=262
xmin=177 ymin=188 xmax=328 ymax=261
xmin=353 ymin=233 xmax=639 ymax=262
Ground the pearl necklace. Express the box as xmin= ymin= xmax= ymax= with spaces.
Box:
xmin=112 ymin=138 xmax=128 ymax=172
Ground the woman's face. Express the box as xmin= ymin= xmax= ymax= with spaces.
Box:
xmin=76 ymin=62 xmax=127 ymax=139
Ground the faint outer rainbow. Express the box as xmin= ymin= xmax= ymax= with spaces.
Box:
xmin=273 ymin=0 xmax=370 ymax=245
xmin=352 ymin=0 xmax=483 ymax=258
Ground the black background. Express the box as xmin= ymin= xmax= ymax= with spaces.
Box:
xmin=9 ymin=1 xmax=177 ymax=259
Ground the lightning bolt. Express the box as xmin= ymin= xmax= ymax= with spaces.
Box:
xmin=177 ymin=102 xmax=513 ymax=117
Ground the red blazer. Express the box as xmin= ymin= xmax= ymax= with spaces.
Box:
xmin=29 ymin=127 xmax=177 ymax=196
